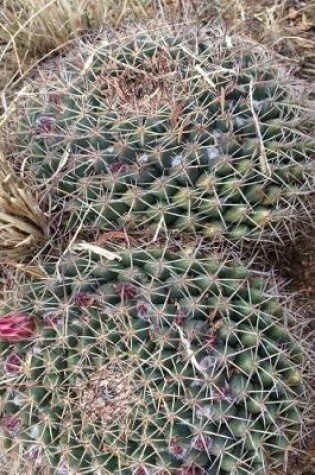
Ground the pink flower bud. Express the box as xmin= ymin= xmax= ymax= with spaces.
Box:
xmin=48 ymin=92 xmax=61 ymax=105
xmin=205 ymin=334 xmax=216 ymax=347
xmin=74 ymin=292 xmax=94 ymax=308
xmin=0 ymin=312 xmax=35 ymax=342
xmin=4 ymin=352 xmax=23 ymax=373
xmin=169 ymin=437 xmax=186 ymax=458
xmin=192 ymin=434 xmax=213 ymax=451
xmin=109 ymin=162 xmax=128 ymax=174
xmin=43 ymin=312 xmax=61 ymax=327
xmin=137 ymin=301 xmax=149 ymax=318
xmin=113 ymin=283 xmax=137 ymax=300
xmin=132 ymin=467 xmax=149 ymax=475
xmin=36 ymin=115 xmax=55 ymax=133
xmin=2 ymin=414 xmax=21 ymax=435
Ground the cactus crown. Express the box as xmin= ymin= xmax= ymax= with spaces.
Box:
xmin=7 ymin=25 xmax=314 ymax=245
xmin=0 ymin=243 xmax=308 ymax=474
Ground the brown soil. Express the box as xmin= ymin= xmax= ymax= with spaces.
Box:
xmin=282 ymin=235 xmax=315 ymax=474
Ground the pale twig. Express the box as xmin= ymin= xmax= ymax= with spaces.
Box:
xmin=70 ymin=242 xmax=122 ymax=261
xmin=176 ymin=324 xmax=209 ymax=378
xmin=249 ymin=78 xmax=272 ymax=177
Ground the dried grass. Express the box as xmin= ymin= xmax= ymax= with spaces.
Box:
xmin=0 ymin=0 xmax=148 ymax=57
xmin=0 ymin=0 xmax=202 ymax=61
xmin=0 ymin=150 xmax=48 ymax=264
xmin=0 ymin=0 xmax=214 ymax=120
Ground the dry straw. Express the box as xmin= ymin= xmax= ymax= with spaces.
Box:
xmin=0 ymin=150 xmax=48 ymax=263
xmin=0 ymin=0 xmax=160 ymax=58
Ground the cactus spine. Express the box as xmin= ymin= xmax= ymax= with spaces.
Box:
xmin=0 ymin=244 xmax=308 ymax=474
xmin=7 ymin=25 xmax=314 ymax=245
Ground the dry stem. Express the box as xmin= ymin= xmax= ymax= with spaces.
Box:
xmin=0 ymin=150 xmax=48 ymax=263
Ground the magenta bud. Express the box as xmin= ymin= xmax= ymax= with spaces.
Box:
xmin=4 ymin=353 xmax=23 ymax=373
xmin=214 ymin=384 xmax=230 ymax=400
xmin=48 ymin=92 xmax=61 ymax=105
xmin=132 ymin=467 xmax=149 ymax=475
xmin=0 ymin=311 xmax=35 ymax=342
xmin=36 ymin=115 xmax=55 ymax=133
xmin=109 ymin=162 xmax=128 ymax=174
xmin=137 ymin=301 xmax=149 ymax=317
xmin=205 ymin=334 xmax=216 ymax=347
xmin=113 ymin=283 xmax=137 ymax=300
xmin=169 ymin=437 xmax=185 ymax=458
xmin=43 ymin=312 xmax=61 ymax=327
xmin=192 ymin=434 xmax=213 ymax=451
xmin=74 ymin=292 xmax=94 ymax=308
xmin=2 ymin=414 xmax=21 ymax=436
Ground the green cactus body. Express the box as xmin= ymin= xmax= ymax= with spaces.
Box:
xmin=0 ymin=245 xmax=307 ymax=474
xmin=8 ymin=26 xmax=314 ymax=245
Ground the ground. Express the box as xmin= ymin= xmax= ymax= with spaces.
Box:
xmin=0 ymin=0 xmax=314 ymax=473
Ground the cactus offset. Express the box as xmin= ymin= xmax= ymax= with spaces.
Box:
xmin=0 ymin=244 xmax=308 ymax=474
xmin=6 ymin=25 xmax=314 ymax=245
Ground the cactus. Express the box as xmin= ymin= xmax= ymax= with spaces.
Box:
xmin=6 ymin=25 xmax=314 ymax=245
xmin=0 ymin=243 xmax=308 ymax=474
xmin=1 ymin=20 xmax=312 ymax=475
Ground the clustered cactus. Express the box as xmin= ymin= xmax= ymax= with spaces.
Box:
xmin=0 ymin=245 xmax=307 ymax=474
xmin=0 ymin=22 xmax=313 ymax=475
xmin=8 ymin=26 xmax=314 ymax=243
